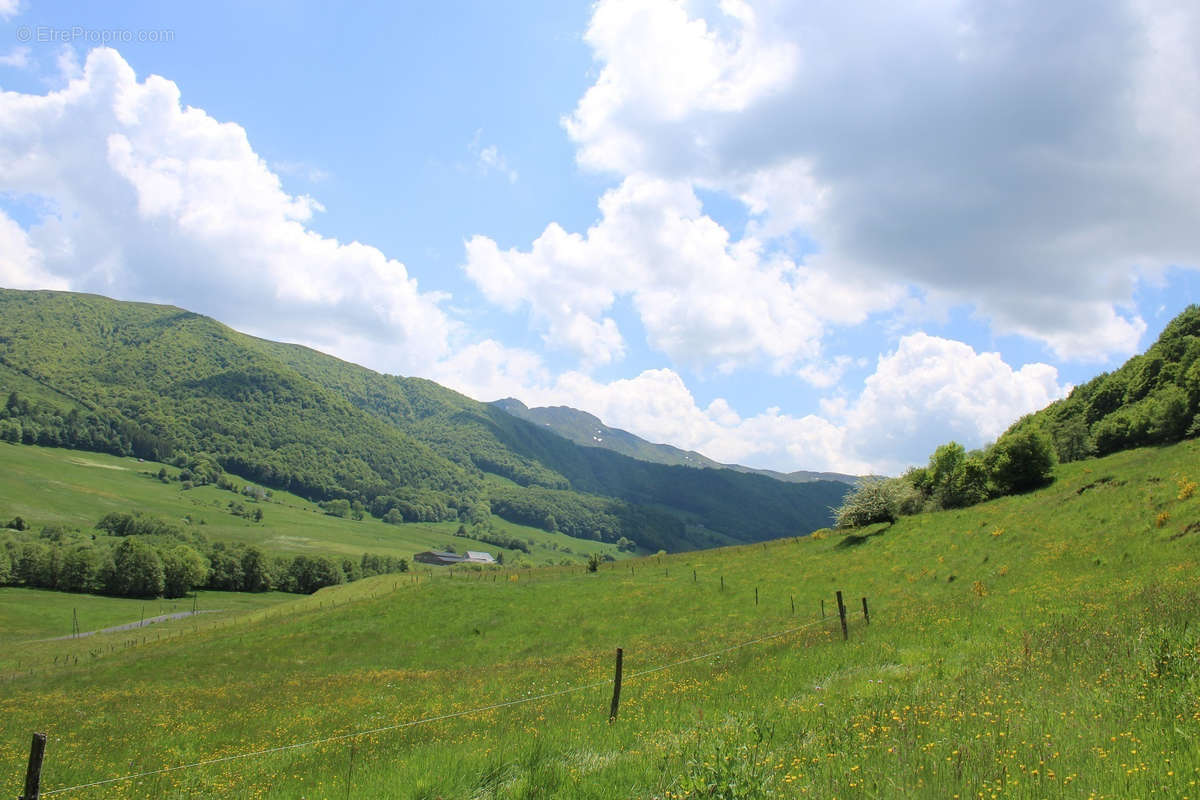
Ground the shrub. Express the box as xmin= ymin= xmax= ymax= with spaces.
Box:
xmin=986 ymin=429 xmax=1056 ymax=495
xmin=834 ymin=478 xmax=909 ymax=528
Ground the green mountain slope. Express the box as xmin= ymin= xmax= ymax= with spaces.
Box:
xmin=0 ymin=289 xmax=848 ymax=549
xmin=492 ymin=397 xmax=862 ymax=485
xmin=1006 ymin=304 xmax=1200 ymax=461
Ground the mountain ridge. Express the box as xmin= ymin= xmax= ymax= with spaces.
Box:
xmin=491 ymin=397 xmax=862 ymax=485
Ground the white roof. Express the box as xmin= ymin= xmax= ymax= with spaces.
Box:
xmin=465 ymin=551 xmax=496 ymax=563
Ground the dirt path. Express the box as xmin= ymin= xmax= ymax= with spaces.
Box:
xmin=41 ymin=609 xmax=223 ymax=641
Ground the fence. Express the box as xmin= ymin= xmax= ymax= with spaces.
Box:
xmin=13 ymin=584 xmax=873 ymax=798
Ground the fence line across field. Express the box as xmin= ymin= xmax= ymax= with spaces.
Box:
xmin=34 ymin=613 xmax=838 ymax=797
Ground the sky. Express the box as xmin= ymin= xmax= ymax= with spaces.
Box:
xmin=1 ymin=0 xmax=1198 ymax=476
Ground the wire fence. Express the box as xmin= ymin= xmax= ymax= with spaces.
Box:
xmin=36 ymin=614 xmax=833 ymax=796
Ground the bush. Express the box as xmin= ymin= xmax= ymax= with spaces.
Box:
xmin=936 ymin=455 xmax=991 ymax=509
xmin=834 ymin=478 xmax=909 ymax=528
xmin=986 ymin=429 xmax=1056 ymax=495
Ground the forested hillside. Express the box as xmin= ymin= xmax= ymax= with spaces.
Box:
xmin=0 ymin=289 xmax=848 ymax=550
xmin=1010 ymin=304 xmax=1200 ymax=459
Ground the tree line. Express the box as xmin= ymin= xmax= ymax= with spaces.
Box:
xmin=0 ymin=511 xmax=407 ymax=599
xmin=834 ymin=429 xmax=1057 ymax=528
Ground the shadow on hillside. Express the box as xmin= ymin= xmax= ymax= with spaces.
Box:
xmin=835 ymin=522 xmax=892 ymax=549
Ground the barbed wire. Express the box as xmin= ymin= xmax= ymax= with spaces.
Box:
xmin=40 ymin=615 xmax=832 ymax=796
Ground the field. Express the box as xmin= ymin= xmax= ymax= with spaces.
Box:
xmin=1 ymin=439 xmax=1198 ymax=798
xmin=0 ymin=442 xmax=623 ymax=566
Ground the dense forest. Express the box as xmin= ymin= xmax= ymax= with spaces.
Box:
xmin=0 ymin=289 xmax=849 ymax=550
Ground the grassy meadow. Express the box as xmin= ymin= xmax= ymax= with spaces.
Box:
xmin=0 ymin=439 xmax=1198 ymax=797
xmin=0 ymin=442 xmax=622 ymax=566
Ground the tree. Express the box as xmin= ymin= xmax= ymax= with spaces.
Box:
xmin=288 ymin=555 xmax=345 ymax=594
xmin=927 ymin=442 xmax=966 ymax=499
xmin=15 ymin=541 xmax=52 ymax=587
xmin=1145 ymin=385 xmax=1191 ymax=443
xmin=106 ymin=538 xmax=165 ymax=597
xmin=161 ymin=545 xmax=209 ymax=598
xmin=1050 ymin=414 xmax=1093 ymax=463
xmin=59 ymin=546 xmax=102 ymax=593
xmin=986 ymin=429 xmax=1056 ymax=495
xmin=938 ymin=455 xmax=991 ymax=509
xmin=321 ymin=499 xmax=352 ymax=518
xmin=241 ymin=546 xmax=272 ymax=592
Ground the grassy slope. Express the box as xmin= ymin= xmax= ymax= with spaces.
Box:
xmin=0 ymin=442 xmax=622 ymax=566
xmin=0 ymin=588 xmax=292 ymax=645
xmin=0 ymin=440 xmax=1197 ymax=798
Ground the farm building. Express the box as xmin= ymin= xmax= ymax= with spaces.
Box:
xmin=413 ymin=550 xmax=496 ymax=566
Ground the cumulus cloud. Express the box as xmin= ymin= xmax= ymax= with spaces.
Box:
xmin=433 ymin=331 xmax=1067 ymax=475
xmin=0 ymin=0 xmax=20 ymax=21
xmin=561 ymin=0 xmax=1200 ymax=360
xmin=835 ymin=333 xmax=1068 ymax=472
xmin=463 ymin=174 xmax=903 ymax=369
xmin=0 ymin=48 xmax=453 ymax=372
xmin=0 ymin=209 xmax=67 ymax=289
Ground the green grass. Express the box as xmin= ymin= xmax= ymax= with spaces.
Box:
xmin=0 ymin=440 xmax=1198 ymax=798
xmin=0 ymin=442 xmax=622 ymax=566
xmin=0 ymin=588 xmax=294 ymax=646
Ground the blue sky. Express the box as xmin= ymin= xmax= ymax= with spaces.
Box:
xmin=1 ymin=0 xmax=1197 ymax=474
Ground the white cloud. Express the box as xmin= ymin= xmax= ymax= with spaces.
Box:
xmin=433 ymin=331 xmax=1066 ymax=476
xmin=271 ymin=160 xmax=330 ymax=184
xmin=463 ymin=174 xmax=903 ymax=370
xmin=0 ymin=48 xmax=454 ymax=373
xmin=566 ymin=0 xmax=798 ymax=175
xmin=0 ymin=209 xmax=67 ymax=289
xmin=0 ymin=0 xmax=20 ymax=21
xmin=0 ymin=46 xmax=29 ymax=69
xmin=468 ymin=130 xmax=518 ymax=183
xmin=561 ymin=0 xmax=1200 ymax=361
xmin=836 ymin=333 xmax=1068 ymax=473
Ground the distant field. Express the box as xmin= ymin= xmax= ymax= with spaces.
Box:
xmin=0 ymin=587 xmax=294 ymax=646
xmin=0 ymin=440 xmax=1197 ymax=797
xmin=0 ymin=442 xmax=622 ymax=566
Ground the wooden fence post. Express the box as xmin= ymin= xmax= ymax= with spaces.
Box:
xmin=790 ymin=595 xmax=795 ymax=615
xmin=608 ymin=648 xmax=623 ymax=722
xmin=820 ymin=598 xmax=825 ymax=618
xmin=861 ymin=597 xmax=870 ymax=624
xmin=755 ymin=587 xmax=759 ymax=606
xmin=836 ymin=591 xmax=848 ymax=641
xmin=19 ymin=732 xmax=46 ymax=800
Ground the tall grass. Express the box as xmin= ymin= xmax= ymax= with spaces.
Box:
xmin=0 ymin=439 xmax=1197 ymax=798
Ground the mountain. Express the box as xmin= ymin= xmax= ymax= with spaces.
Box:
xmin=492 ymin=398 xmax=861 ymax=485
xmin=0 ymin=289 xmax=851 ymax=551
